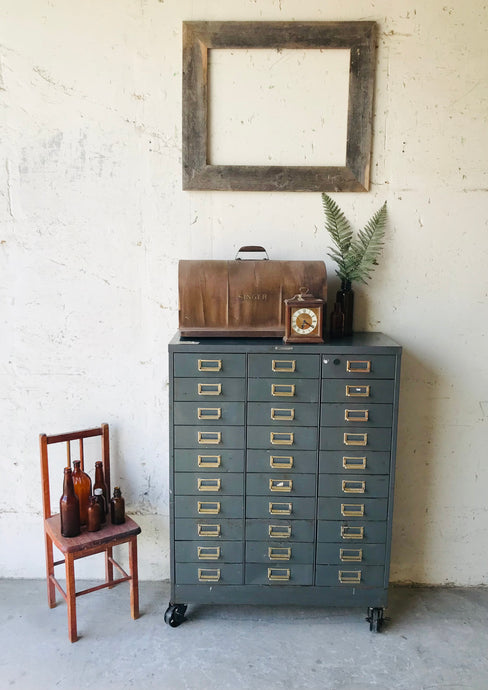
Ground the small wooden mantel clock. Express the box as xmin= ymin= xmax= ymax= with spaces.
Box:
xmin=283 ymin=287 xmax=325 ymax=343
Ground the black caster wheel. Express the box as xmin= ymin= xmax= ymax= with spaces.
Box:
xmin=164 ymin=603 xmax=187 ymax=628
xmin=366 ymin=606 xmax=384 ymax=633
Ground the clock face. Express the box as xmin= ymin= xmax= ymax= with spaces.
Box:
xmin=291 ymin=307 xmax=318 ymax=335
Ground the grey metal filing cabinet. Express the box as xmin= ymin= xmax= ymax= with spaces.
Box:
xmin=165 ymin=332 xmax=401 ymax=632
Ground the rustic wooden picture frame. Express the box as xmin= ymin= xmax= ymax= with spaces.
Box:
xmin=182 ymin=21 xmax=377 ymax=192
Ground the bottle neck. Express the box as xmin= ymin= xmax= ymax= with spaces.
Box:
xmin=340 ymin=279 xmax=352 ymax=291
xmin=63 ymin=468 xmax=76 ymax=496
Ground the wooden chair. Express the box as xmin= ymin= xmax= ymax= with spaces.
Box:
xmin=40 ymin=423 xmax=141 ymax=642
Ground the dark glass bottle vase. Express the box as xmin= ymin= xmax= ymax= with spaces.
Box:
xmin=336 ymin=280 xmax=354 ymax=336
xmin=60 ymin=467 xmax=80 ymax=538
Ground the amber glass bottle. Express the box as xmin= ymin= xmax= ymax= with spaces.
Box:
xmin=72 ymin=460 xmax=92 ymax=526
xmin=87 ymin=496 xmax=102 ymax=532
xmin=93 ymin=488 xmax=106 ymax=524
xmin=60 ymin=467 xmax=80 ymax=537
xmin=110 ymin=486 xmax=125 ymax=525
xmin=93 ymin=461 xmax=108 ymax=514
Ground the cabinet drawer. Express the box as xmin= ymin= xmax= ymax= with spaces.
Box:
xmin=176 ymin=563 xmax=243 ymax=585
xmin=318 ymin=474 xmax=389 ymax=498
xmin=175 ymin=495 xmax=244 ymax=519
xmin=174 ymin=449 xmax=245 ymax=473
xmin=173 ymin=353 xmax=245 ymax=378
xmin=248 ymin=377 xmax=319 ymax=403
xmin=322 ymin=354 xmax=396 ymax=379
xmin=174 ymin=377 xmax=246 ymax=401
xmin=175 ymin=540 xmax=243 ymax=563
xmin=173 ymin=401 xmax=245 ymax=426
xmin=174 ymin=426 xmax=245 ymax=449
xmin=321 ymin=403 xmax=393 ymax=428
xmin=316 ymin=543 xmax=386 ymax=565
xmin=322 ymin=379 xmax=395 ymax=404
xmin=246 ymin=496 xmax=316 ymax=519
xmin=248 ymin=426 xmax=318 ymax=450
xmin=246 ymin=473 xmax=316 ymax=497
xmin=174 ymin=472 xmax=243 ymax=496
xmin=319 ymin=450 xmax=390 ymax=475
xmin=320 ymin=427 xmax=391 ymax=451
xmin=245 ymin=563 xmax=313 ymax=585
xmin=174 ymin=518 xmax=243 ymax=541
xmin=246 ymin=541 xmax=314 ymax=564
xmin=315 ymin=565 xmax=385 ymax=587
xmin=248 ymin=402 xmax=318 ymax=426
xmin=246 ymin=519 xmax=315 ymax=542
xmin=247 ymin=449 xmax=318 ymax=474
xmin=318 ymin=497 xmax=388 ymax=521
xmin=248 ymin=354 xmax=320 ymax=379
xmin=317 ymin=520 xmax=387 ymax=543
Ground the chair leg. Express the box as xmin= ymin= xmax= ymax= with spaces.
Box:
xmin=105 ymin=546 xmax=114 ymax=586
xmin=44 ymin=533 xmax=56 ymax=608
xmin=65 ymin=553 xmax=78 ymax=643
xmin=129 ymin=536 xmax=139 ymax=620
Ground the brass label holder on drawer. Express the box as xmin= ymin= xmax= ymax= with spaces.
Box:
xmin=341 ymin=503 xmax=365 ymax=517
xmin=198 ymin=359 xmax=222 ymax=372
xmin=198 ymin=407 xmax=222 ymax=420
xmin=343 ymin=432 xmax=368 ymax=446
xmin=269 ymin=478 xmax=293 ymax=492
xmin=197 ymin=523 xmax=221 ymax=537
xmin=341 ymin=525 xmax=364 ymax=540
xmin=198 ymin=546 xmax=221 ymax=560
xmin=272 ymin=359 xmax=296 ymax=373
xmin=271 ymin=407 xmax=295 ymax=421
xmin=346 ymin=385 xmax=370 ymax=397
xmin=343 ymin=456 xmax=367 ymax=470
xmin=340 ymin=548 xmax=363 ymax=562
xmin=268 ymin=568 xmax=291 ymax=581
xmin=198 ymin=478 xmax=221 ymax=492
xmin=345 ymin=409 xmax=369 ymax=422
xmin=338 ymin=570 xmax=362 ymax=584
xmin=268 ymin=547 xmax=292 ymax=560
xmin=197 ymin=501 xmax=221 ymax=514
xmin=271 ymin=384 xmax=295 ymax=397
xmin=270 ymin=455 xmax=294 ymax=469
xmin=270 ymin=432 xmax=294 ymax=446
xmin=346 ymin=360 xmax=371 ymax=374
xmin=269 ymin=524 xmax=292 ymax=538
xmin=198 ymin=382 xmax=222 ymax=396
xmin=198 ymin=431 xmax=222 ymax=445
xmin=198 ymin=454 xmax=221 ymax=468
xmin=342 ymin=480 xmax=366 ymax=494
xmin=269 ymin=502 xmax=292 ymax=515
xmin=198 ymin=568 xmax=221 ymax=582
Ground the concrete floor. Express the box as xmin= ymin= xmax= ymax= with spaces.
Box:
xmin=1 ymin=580 xmax=487 ymax=690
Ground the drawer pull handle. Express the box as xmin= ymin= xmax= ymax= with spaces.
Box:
xmin=341 ymin=503 xmax=365 ymax=517
xmin=198 ymin=568 xmax=221 ymax=582
xmin=198 ymin=383 xmax=222 ymax=396
xmin=343 ymin=456 xmax=367 ymax=470
xmin=346 ymin=385 xmax=370 ymax=397
xmin=198 ymin=478 xmax=221 ymax=492
xmin=338 ymin=570 xmax=362 ymax=584
xmin=271 ymin=407 xmax=295 ymax=421
xmin=198 ymin=431 xmax=222 ymax=445
xmin=272 ymin=359 xmax=296 ymax=373
xmin=198 ymin=454 xmax=221 ymax=468
xmin=197 ymin=501 xmax=221 ymax=515
xmin=341 ymin=525 xmax=364 ymax=540
xmin=271 ymin=384 xmax=296 ymax=397
xmin=198 ymin=359 xmax=222 ymax=372
xmin=344 ymin=432 xmax=368 ymax=446
xmin=197 ymin=523 xmax=221 ymax=537
xmin=198 ymin=407 xmax=222 ymax=420
xmin=269 ymin=502 xmax=292 ymax=515
xmin=268 ymin=547 xmax=292 ymax=561
xmin=270 ymin=455 xmax=294 ymax=469
xmin=270 ymin=432 xmax=294 ymax=446
xmin=346 ymin=360 xmax=371 ymax=374
xmin=345 ymin=409 xmax=369 ymax=422
xmin=269 ymin=478 xmax=293 ymax=493
xmin=340 ymin=548 xmax=363 ymax=562
xmin=198 ymin=546 xmax=221 ymax=560
xmin=342 ymin=480 xmax=366 ymax=494
xmin=269 ymin=524 xmax=292 ymax=538
xmin=268 ymin=568 xmax=290 ymax=581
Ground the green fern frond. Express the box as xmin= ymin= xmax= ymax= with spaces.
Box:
xmin=321 ymin=193 xmax=353 ymax=281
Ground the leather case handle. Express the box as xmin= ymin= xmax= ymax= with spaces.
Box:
xmin=235 ymin=246 xmax=269 ymax=260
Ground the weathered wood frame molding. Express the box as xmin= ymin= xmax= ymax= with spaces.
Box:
xmin=182 ymin=21 xmax=377 ymax=192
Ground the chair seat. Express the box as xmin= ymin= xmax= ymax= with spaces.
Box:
xmin=45 ymin=514 xmax=141 ymax=554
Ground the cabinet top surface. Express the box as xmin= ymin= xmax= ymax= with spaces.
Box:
xmin=169 ymin=331 xmax=401 ymax=354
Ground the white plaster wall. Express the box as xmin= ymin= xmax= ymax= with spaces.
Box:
xmin=1 ymin=0 xmax=487 ymax=584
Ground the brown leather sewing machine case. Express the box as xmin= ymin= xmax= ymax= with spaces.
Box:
xmin=178 ymin=246 xmax=327 ymax=338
